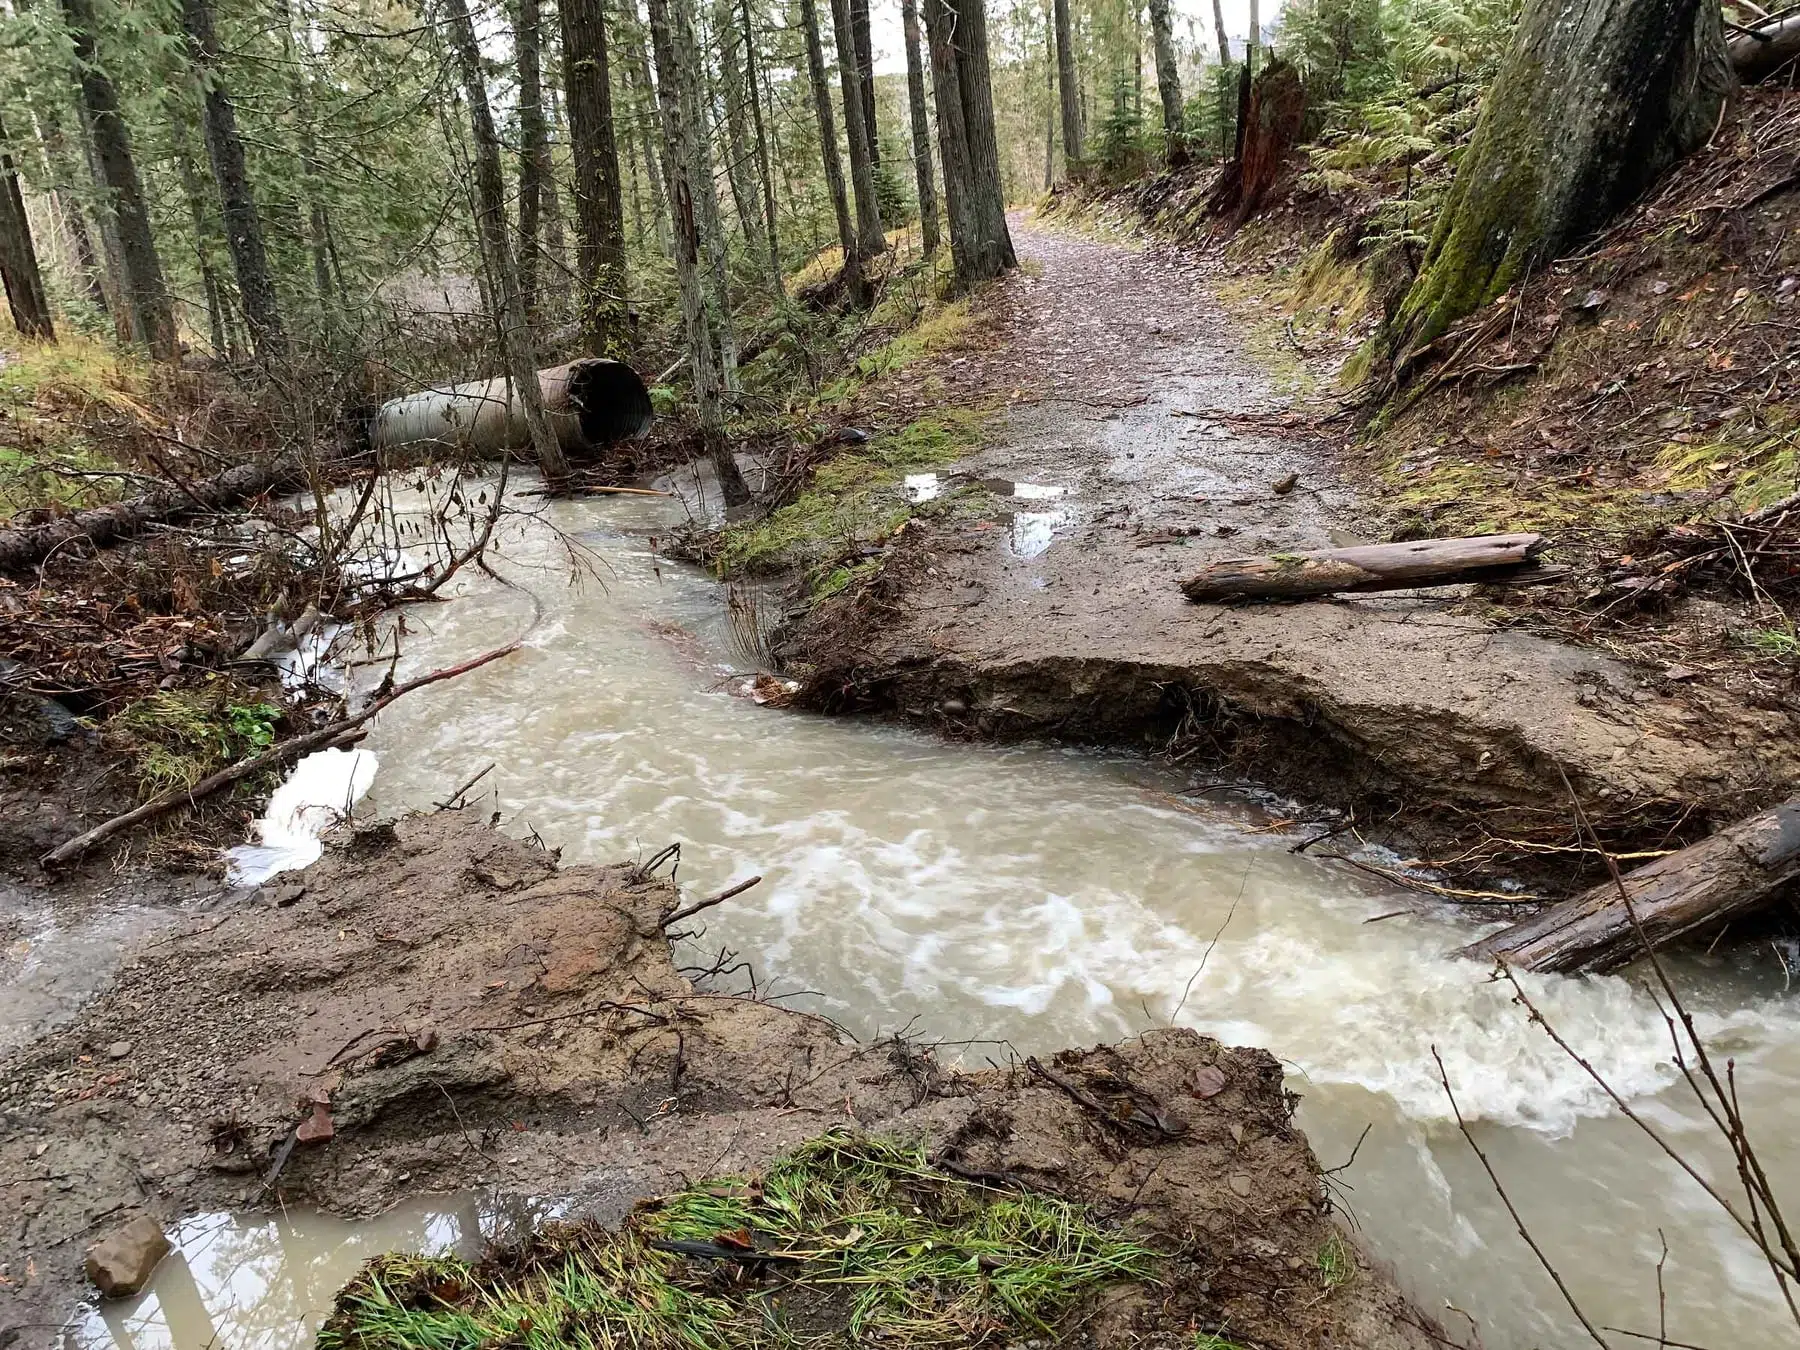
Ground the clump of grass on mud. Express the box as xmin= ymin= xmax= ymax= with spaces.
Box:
xmin=715 ymin=410 xmax=988 ymax=596
xmin=108 ymin=686 xmax=282 ymax=797
xmin=320 ymin=1133 xmax=1156 ymax=1350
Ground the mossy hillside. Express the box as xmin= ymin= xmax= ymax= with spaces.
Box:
xmin=319 ymin=1134 xmax=1158 ymax=1350
xmin=714 ymin=410 xmax=989 ymax=597
xmin=0 ymin=334 xmax=152 ymax=515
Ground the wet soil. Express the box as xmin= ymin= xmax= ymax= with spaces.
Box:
xmin=0 ymin=812 xmax=1446 ymax=1349
xmin=788 ymin=216 xmax=1800 ymax=890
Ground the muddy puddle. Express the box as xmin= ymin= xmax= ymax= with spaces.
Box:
xmin=64 ymin=471 xmax=1800 ymax=1348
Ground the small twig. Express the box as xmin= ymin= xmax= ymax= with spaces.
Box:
xmin=1433 ymin=1047 xmax=1612 ymax=1348
xmin=662 ymin=875 xmax=763 ymax=929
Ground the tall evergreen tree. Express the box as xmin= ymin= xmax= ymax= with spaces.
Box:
xmin=1147 ymin=0 xmax=1184 ymax=164
xmin=798 ymin=0 xmax=863 ymax=302
xmin=901 ymin=0 xmax=940 ymax=254
xmin=828 ymin=0 xmax=883 ymax=261
xmin=561 ymin=0 xmax=631 ymax=356
xmin=1053 ymin=0 xmax=1084 ymax=175
xmin=0 ymin=113 xmax=55 ymax=341
xmin=60 ymin=0 xmax=175 ymax=359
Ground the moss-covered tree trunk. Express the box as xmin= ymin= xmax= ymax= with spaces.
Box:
xmin=1392 ymin=0 xmax=1732 ymax=355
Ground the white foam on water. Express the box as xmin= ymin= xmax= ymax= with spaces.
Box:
xmin=904 ymin=472 xmax=941 ymax=502
xmin=225 ymin=747 xmax=379 ymax=887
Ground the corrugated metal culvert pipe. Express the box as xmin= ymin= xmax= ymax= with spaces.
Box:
xmin=371 ymin=358 xmax=654 ymax=462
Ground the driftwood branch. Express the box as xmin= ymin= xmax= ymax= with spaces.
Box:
xmin=662 ymin=875 xmax=763 ymax=929
xmin=1458 ymin=796 xmax=1800 ymax=973
xmin=41 ymin=642 xmax=521 ymax=868
xmin=1179 ymin=533 xmax=1549 ymax=602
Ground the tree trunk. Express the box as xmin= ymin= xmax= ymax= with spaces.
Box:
xmin=175 ymin=148 xmax=231 ymax=358
xmin=515 ymin=0 xmax=549 ymax=324
xmin=442 ymin=0 xmax=570 ymax=483
xmin=1054 ymin=0 xmax=1084 ymax=173
xmin=923 ymin=0 xmax=980 ymax=289
xmin=73 ymin=99 xmax=131 ymax=344
xmin=799 ymin=0 xmax=864 ymax=302
xmin=0 ymin=114 xmax=55 ymax=340
xmin=561 ymin=0 xmax=632 ymax=357
xmin=1391 ymin=0 xmax=1732 ymax=355
xmin=540 ymin=82 xmax=570 ymax=325
xmin=1178 ymin=533 xmax=1548 ymax=602
xmin=851 ymin=0 xmax=878 ymax=170
xmin=715 ymin=0 xmax=763 ymax=258
xmin=278 ymin=1 xmax=333 ymax=319
xmin=1458 ymin=799 xmax=1800 ymax=975
xmin=181 ymin=0 xmax=286 ymax=361
xmin=675 ymin=0 xmax=737 ymax=390
xmin=902 ymin=0 xmax=941 ymax=254
xmin=645 ymin=0 xmax=751 ymax=505
xmin=61 ymin=0 xmax=176 ymax=360
xmin=1210 ymin=0 xmax=1229 ymax=63
xmin=947 ymin=0 xmax=1016 ymax=278
xmin=1147 ymin=0 xmax=1185 ymax=165
xmin=739 ymin=0 xmax=784 ymax=294
xmin=829 ymin=0 xmax=884 ymax=260
xmin=1247 ymin=0 xmax=1259 ymax=71
xmin=1042 ymin=6 xmax=1055 ymax=189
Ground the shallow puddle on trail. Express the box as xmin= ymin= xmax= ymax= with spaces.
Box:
xmin=63 ymin=1196 xmax=554 ymax=1350
xmin=90 ymin=471 xmax=1800 ymax=1349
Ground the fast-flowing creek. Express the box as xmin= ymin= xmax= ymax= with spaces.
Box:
xmin=70 ymin=471 xmax=1800 ymax=1349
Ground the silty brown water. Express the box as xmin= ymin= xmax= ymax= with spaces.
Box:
xmin=73 ymin=471 xmax=1800 ymax=1349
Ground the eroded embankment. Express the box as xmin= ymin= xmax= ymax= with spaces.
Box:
xmin=0 ymin=812 xmax=1445 ymax=1350
xmin=773 ymin=218 xmax=1800 ymax=895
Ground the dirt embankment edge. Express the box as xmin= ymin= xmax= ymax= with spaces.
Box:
xmin=0 ymin=812 xmax=1450 ymax=1349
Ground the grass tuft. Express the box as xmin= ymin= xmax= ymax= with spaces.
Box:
xmin=320 ymin=1133 xmax=1156 ymax=1350
xmin=110 ymin=688 xmax=281 ymax=797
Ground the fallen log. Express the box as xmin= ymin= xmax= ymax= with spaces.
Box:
xmin=0 ymin=455 xmax=304 ymax=574
xmin=40 ymin=641 xmax=519 ymax=869
xmin=1730 ymin=15 xmax=1800 ymax=84
xmin=1178 ymin=533 xmax=1548 ymax=602
xmin=1458 ymin=797 xmax=1800 ymax=974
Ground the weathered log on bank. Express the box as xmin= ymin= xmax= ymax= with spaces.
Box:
xmin=1730 ymin=15 xmax=1800 ymax=84
xmin=1460 ymin=797 xmax=1800 ymax=974
xmin=0 ymin=455 xmax=303 ymax=574
xmin=1179 ymin=533 xmax=1547 ymax=602
xmin=371 ymin=357 xmax=653 ymax=462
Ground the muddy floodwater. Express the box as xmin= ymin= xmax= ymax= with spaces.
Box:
xmin=83 ymin=473 xmax=1800 ymax=1349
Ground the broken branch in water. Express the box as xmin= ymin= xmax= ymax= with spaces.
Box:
xmin=40 ymin=642 xmax=521 ymax=869
xmin=662 ymin=875 xmax=763 ymax=929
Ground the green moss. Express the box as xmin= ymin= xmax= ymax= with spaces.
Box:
xmin=714 ymin=410 xmax=989 ymax=592
xmin=1656 ymin=409 xmax=1800 ymax=512
xmin=320 ymin=1133 xmax=1157 ymax=1350
xmin=110 ymin=689 xmax=281 ymax=798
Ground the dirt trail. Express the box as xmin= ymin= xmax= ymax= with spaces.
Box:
xmin=0 ymin=813 xmax=1444 ymax=1349
xmin=796 ymin=215 xmax=1800 ymax=880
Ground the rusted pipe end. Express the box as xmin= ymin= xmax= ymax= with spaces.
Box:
xmin=567 ymin=359 xmax=654 ymax=445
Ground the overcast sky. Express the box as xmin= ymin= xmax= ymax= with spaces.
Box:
xmin=867 ymin=0 xmax=1284 ymax=74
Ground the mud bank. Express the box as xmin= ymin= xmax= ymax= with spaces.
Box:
xmin=0 ymin=812 xmax=1445 ymax=1349
xmin=779 ymin=220 xmax=1800 ymax=893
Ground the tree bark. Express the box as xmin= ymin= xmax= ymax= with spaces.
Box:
xmin=1210 ymin=0 xmax=1230 ymax=63
xmin=1458 ymin=799 xmax=1800 ymax=974
xmin=442 ymin=0 xmax=570 ymax=483
xmin=561 ymin=0 xmax=632 ymax=358
xmin=1147 ymin=0 xmax=1185 ymax=165
xmin=829 ymin=0 xmax=884 ymax=260
xmin=946 ymin=0 xmax=1016 ymax=278
xmin=645 ymin=0 xmax=751 ymax=504
xmin=180 ymin=0 xmax=286 ymax=361
xmin=1042 ymin=6 xmax=1055 ymax=189
xmin=1178 ymin=533 xmax=1548 ymax=602
xmin=902 ymin=0 xmax=941 ymax=253
xmin=676 ymin=0 xmax=737 ymax=390
xmin=1246 ymin=0 xmax=1259 ymax=71
xmin=175 ymin=147 xmax=231 ymax=359
xmin=715 ymin=0 xmax=763 ymax=256
xmin=851 ymin=0 xmax=878 ymax=170
xmin=799 ymin=0 xmax=864 ymax=302
xmin=1053 ymin=0 xmax=1084 ymax=174
xmin=739 ymin=0 xmax=785 ymax=294
xmin=0 ymin=113 xmax=55 ymax=340
xmin=61 ymin=0 xmax=176 ymax=360
xmin=1391 ymin=0 xmax=1733 ymax=354
xmin=515 ymin=0 xmax=549 ymax=324
xmin=923 ymin=0 xmax=979 ymax=289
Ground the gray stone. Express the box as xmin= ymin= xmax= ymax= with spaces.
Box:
xmin=85 ymin=1215 xmax=170 ymax=1298
xmin=106 ymin=1041 xmax=133 ymax=1060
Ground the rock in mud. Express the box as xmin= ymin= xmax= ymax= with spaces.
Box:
xmin=84 ymin=1214 xmax=169 ymax=1298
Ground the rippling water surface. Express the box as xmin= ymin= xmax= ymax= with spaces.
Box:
xmin=79 ymin=472 xmax=1800 ymax=1349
